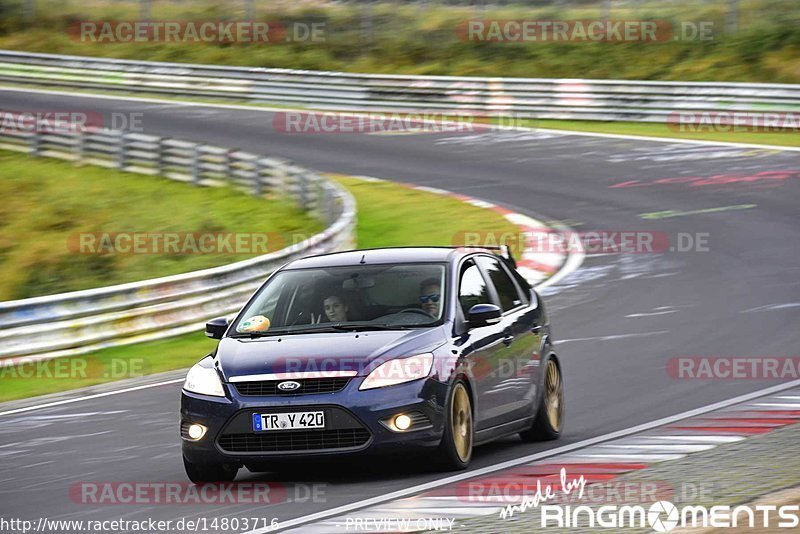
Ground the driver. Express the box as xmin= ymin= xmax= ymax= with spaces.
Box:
xmin=418 ymin=278 xmax=441 ymax=318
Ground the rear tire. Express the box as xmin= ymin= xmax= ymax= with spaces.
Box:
xmin=183 ymin=456 xmax=238 ymax=484
xmin=520 ymin=357 xmax=564 ymax=442
xmin=434 ymin=380 xmax=473 ymax=470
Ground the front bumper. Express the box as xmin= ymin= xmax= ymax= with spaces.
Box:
xmin=181 ymin=375 xmax=448 ymax=466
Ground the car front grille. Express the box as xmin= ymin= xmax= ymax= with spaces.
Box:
xmin=233 ymin=377 xmax=351 ymax=396
xmin=218 ymin=428 xmax=371 ymax=453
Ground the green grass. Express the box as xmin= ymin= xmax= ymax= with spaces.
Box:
xmin=0 ymin=0 xmax=799 ymax=82
xmin=0 ymin=173 xmax=523 ymax=402
xmin=0 ymin=149 xmax=323 ymax=300
xmin=333 ymin=175 xmax=526 ymax=257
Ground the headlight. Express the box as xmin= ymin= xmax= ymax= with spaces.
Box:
xmin=359 ymin=353 xmax=434 ymax=390
xmin=184 ymin=363 xmax=225 ymax=397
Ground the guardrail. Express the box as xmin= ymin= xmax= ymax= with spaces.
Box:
xmin=0 ymin=116 xmax=356 ymax=363
xmin=2 ymin=50 xmax=800 ymax=121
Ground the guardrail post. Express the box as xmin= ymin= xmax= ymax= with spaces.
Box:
xmin=309 ymin=174 xmax=320 ymax=217
xmin=297 ymin=172 xmax=308 ymax=211
xmin=155 ymin=137 xmax=164 ymax=175
xmin=23 ymin=0 xmax=36 ymax=24
xmin=601 ymin=0 xmax=611 ymax=20
xmin=726 ymin=0 xmax=739 ymax=34
xmin=292 ymin=173 xmax=308 ymax=211
xmin=325 ymin=184 xmax=337 ymax=226
xmin=275 ymin=163 xmax=289 ymax=195
xmin=29 ymin=130 xmax=41 ymax=156
xmin=361 ymin=1 xmax=374 ymax=48
xmin=140 ymin=0 xmax=151 ymax=20
xmin=222 ymin=148 xmax=231 ymax=185
xmin=74 ymin=130 xmax=85 ymax=165
xmin=252 ymin=159 xmax=263 ymax=196
xmin=191 ymin=144 xmax=201 ymax=185
xmin=116 ymin=131 xmax=127 ymax=169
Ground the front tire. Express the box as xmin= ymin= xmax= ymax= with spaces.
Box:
xmin=520 ymin=357 xmax=564 ymax=442
xmin=435 ymin=381 xmax=473 ymax=470
xmin=183 ymin=456 xmax=238 ymax=484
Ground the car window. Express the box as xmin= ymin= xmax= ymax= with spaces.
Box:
xmin=475 ymin=256 xmax=525 ymax=312
xmin=232 ymin=263 xmax=447 ymax=333
xmin=458 ymin=260 xmax=492 ymax=317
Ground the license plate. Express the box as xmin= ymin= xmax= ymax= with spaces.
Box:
xmin=252 ymin=411 xmax=325 ymax=432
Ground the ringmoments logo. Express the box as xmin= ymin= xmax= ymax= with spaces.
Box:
xmin=536 ymin=501 xmax=800 ymax=530
xmin=495 ymin=468 xmax=798 ymax=531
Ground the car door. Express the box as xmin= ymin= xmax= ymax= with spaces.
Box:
xmin=454 ymin=258 xmax=510 ymax=431
xmin=474 ymin=255 xmax=543 ymax=424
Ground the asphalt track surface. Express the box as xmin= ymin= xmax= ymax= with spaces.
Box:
xmin=1 ymin=90 xmax=799 ymax=530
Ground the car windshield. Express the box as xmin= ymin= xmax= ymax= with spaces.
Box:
xmin=231 ymin=263 xmax=447 ymax=335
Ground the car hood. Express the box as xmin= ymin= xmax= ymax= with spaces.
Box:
xmin=215 ymin=327 xmax=446 ymax=381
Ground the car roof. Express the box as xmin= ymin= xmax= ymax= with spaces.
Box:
xmin=284 ymin=247 xmax=486 ymax=269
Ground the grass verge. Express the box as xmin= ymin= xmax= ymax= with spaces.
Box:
xmin=0 ymin=174 xmax=523 ymax=402
xmin=0 ymin=149 xmax=323 ymax=300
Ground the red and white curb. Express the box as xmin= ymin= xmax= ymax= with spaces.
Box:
xmin=281 ymin=386 xmax=800 ymax=533
xmin=350 ymin=176 xmax=568 ymax=286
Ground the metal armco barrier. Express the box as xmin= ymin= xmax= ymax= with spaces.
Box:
xmin=0 ymin=117 xmax=356 ymax=363
xmin=1 ymin=50 xmax=800 ymax=121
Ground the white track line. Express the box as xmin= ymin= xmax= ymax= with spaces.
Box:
xmin=253 ymin=380 xmax=800 ymax=533
xmin=1 ymin=86 xmax=799 ymax=152
xmin=0 ymin=378 xmax=183 ymax=416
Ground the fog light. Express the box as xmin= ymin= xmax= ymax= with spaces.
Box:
xmin=394 ymin=414 xmax=412 ymax=431
xmin=188 ymin=423 xmax=207 ymax=440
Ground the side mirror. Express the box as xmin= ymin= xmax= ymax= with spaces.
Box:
xmin=205 ymin=317 xmax=230 ymax=340
xmin=467 ymin=304 xmax=502 ymax=329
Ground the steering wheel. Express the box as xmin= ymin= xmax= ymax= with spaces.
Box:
xmin=398 ymin=308 xmax=435 ymax=319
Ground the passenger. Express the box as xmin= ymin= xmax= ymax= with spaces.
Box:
xmin=323 ymin=293 xmax=349 ymax=323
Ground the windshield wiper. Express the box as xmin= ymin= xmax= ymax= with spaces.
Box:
xmin=229 ymin=324 xmax=360 ymax=338
xmin=229 ymin=331 xmax=283 ymax=339
xmin=326 ymin=323 xmax=416 ymax=331
xmin=229 ymin=323 xmax=417 ymax=338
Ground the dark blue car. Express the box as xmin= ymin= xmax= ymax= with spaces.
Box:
xmin=181 ymin=247 xmax=564 ymax=482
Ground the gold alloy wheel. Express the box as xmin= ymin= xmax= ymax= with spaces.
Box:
xmin=451 ymin=383 xmax=473 ymax=462
xmin=545 ymin=359 xmax=564 ymax=432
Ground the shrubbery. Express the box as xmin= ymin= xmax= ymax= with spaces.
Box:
xmin=0 ymin=1 xmax=797 ymax=81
